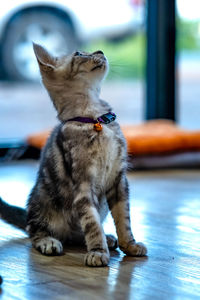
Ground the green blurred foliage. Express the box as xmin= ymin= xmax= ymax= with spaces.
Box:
xmin=85 ymin=34 xmax=146 ymax=80
xmin=176 ymin=18 xmax=200 ymax=51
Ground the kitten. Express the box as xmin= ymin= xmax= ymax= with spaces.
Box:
xmin=0 ymin=44 xmax=147 ymax=267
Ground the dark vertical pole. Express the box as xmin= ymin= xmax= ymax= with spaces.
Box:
xmin=146 ymin=0 xmax=176 ymax=120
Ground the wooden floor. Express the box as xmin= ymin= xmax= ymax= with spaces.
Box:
xmin=0 ymin=161 xmax=200 ymax=299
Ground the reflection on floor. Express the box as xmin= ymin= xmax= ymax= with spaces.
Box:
xmin=0 ymin=161 xmax=200 ymax=299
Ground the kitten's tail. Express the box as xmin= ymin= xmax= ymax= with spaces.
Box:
xmin=0 ymin=197 xmax=27 ymax=230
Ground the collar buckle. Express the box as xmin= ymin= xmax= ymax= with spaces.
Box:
xmin=97 ymin=112 xmax=116 ymax=124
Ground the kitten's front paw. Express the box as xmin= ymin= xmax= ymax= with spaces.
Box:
xmin=35 ymin=237 xmax=63 ymax=256
xmin=84 ymin=250 xmax=110 ymax=267
xmin=120 ymin=242 xmax=147 ymax=257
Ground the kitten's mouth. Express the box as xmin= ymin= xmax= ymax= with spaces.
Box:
xmin=91 ymin=63 xmax=104 ymax=71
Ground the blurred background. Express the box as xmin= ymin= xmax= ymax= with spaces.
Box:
xmin=0 ymin=0 xmax=200 ymax=141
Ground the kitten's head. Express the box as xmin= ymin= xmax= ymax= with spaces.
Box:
xmin=33 ymin=43 xmax=108 ymax=89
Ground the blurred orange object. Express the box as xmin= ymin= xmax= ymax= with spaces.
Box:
xmin=27 ymin=130 xmax=51 ymax=149
xmin=122 ymin=120 xmax=200 ymax=156
xmin=26 ymin=120 xmax=200 ymax=156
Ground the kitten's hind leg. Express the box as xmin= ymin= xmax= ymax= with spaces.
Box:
xmin=107 ymin=174 xmax=147 ymax=257
xmin=73 ymin=190 xmax=110 ymax=267
xmin=106 ymin=234 xmax=118 ymax=250
xmin=33 ymin=236 xmax=63 ymax=256
xmin=28 ymin=227 xmax=63 ymax=256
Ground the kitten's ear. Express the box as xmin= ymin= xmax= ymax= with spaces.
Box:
xmin=33 ymin=43 xmax=56 ymax=73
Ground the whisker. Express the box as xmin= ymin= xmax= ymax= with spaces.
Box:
xmin=109 ymin=61 xmax=133 ymax=68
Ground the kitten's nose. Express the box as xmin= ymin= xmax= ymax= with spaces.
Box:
xmin=93 ymin=50 xmax=104 ymax=55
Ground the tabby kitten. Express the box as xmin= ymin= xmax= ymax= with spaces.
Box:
xmin=0 ymin=44 xmax=147 ymax=267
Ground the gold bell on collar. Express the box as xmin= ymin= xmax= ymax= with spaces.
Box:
xmin=94 ymin=122 xmax=103 ymax=132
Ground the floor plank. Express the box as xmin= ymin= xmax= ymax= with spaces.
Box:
xmin=0 ymin=162 xmax=200 ymax=299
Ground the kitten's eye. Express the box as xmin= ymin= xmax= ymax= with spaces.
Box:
xmin=74 ymin=51 xmax=82 ymax=57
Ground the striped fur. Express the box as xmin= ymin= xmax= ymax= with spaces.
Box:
xmin=0 ymin=44 xmax=147 ymax=266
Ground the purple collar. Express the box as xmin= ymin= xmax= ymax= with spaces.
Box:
xmin=66 ymin=112 xmax=116 ymax=125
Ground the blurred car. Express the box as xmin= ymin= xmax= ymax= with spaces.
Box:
xmin=0 ymin=0 xmax=143 ymax=81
